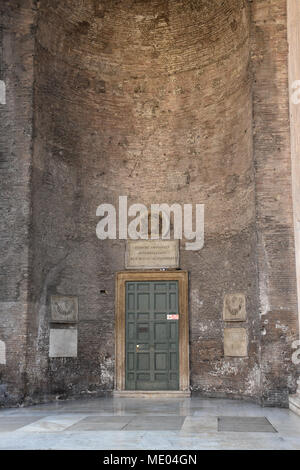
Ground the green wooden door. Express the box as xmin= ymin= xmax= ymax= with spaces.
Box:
xmin=125 ymin=281 xmax=179 ymax=391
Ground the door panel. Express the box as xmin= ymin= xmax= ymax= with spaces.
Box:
xmin=125 ymin=281 xmax=179 ymax=391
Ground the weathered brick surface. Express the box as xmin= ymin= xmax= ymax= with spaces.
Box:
xmin=24 ymin=0 xmax=259 ymax=404
xmin=0 ymin=0 xmax=36 ymax=405
xmin=251 ymin=0 xmax=299 ymax=405
xmin=0 ymin=0 xmax=298 ymax=407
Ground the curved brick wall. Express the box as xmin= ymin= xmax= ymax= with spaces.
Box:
xmin=27 ymin=0 xmax=258 ymax=402
xmin=1 ymin=0 xmax=298 ymax=407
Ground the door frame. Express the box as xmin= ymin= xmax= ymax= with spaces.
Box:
xmin=115 ymin=271 xmax=189 ymax=392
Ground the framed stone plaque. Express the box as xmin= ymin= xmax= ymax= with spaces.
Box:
xmin=125 ymin=240 xmax=179 ymax=269
xmin=50 ymin=295 xmax=78 ymax=323
xmin=224 ymin=327 xmax=248 ymax=357
xmin=49 ymin=329 xmax=77 ymax=358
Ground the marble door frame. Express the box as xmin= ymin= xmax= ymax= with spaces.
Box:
xmin=114 ymin=271 xmax=190 ymax=394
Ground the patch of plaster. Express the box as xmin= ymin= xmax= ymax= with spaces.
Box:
xmin=275 ymin=322 xmax=289 ymax=333
xmin=245 ymin=365 xmax=261 ymax=395
xmin=191 ymin=289 xmax=204 ymax=315
xmin=210 ymin=361 xmax=239 ymax=377
xmin=0 ymin=340 xmax=6 ymax=365
xmin=99 ymin=355 xmax=114 ymax=386
xmin=259 ymin=235 xmax=271 ymax=316
xmin=198 ymin=324 xmax=209 ymax=333
xmin=0 ymin=81 xmax=6 ymax=105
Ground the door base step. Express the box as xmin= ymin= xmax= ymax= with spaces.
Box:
xmin=113 ymin=390 xmax=191 ymax=398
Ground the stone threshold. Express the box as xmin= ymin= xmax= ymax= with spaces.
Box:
xmin=289 ymin=394 xmax=300 ymax=417
xmin=113 ymin=390 xmax=191 ymax=398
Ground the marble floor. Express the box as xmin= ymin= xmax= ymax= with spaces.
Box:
xmin=0 ymin=396 xmax=299 ymax=450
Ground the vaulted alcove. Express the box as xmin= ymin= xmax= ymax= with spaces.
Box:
xmin=0 ymin=0 xmax=298 ymax=407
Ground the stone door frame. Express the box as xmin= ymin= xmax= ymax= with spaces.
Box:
xmin=114 ymin=271 xmax=190 ymax=393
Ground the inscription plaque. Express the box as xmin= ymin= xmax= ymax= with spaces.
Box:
xmin=49 ymin=329 xmax=77 ymax=358
xmin=125 ymin=240 xmax=179 ymax=269
xmin=224 ymin=327 xmax=248 ymax=357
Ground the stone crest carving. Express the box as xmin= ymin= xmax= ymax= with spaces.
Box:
xmin=223 ymin=293 xmax=246 ymax=322
xmin=50 ymin=295 xmax=78 ymax=323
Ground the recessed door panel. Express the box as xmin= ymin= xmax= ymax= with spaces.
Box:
xmin=125 ymin=280 xmax=179 ymax=391
xmin=137 ymin=353 xmax=150 ymax=371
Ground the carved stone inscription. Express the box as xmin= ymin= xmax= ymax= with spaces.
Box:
xmin=126 ymin=240 xmax=179 ymax=269
xmin=51 ymin=295 xmax=78 ymax=323
xmin=224 ymin=328 xmax=248 ymax=357
xmin=49 ymin=329 xmax=78 ymax=358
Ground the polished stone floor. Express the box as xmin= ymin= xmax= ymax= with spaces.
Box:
xmin=0 ymin=396 xmax=299 ymax=450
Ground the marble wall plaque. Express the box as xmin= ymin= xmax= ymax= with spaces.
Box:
xmin=223 ymin=293 xmax=246 ymax=322
xmin=224 ymin=328 xmax=248 ymax=357
xmin=0 ymin=340 xmax=6 ymax=365
xmin=125 ymin=240 xmax=179 ymax=269
xmin=51 ymin=295 xmax=78 ymax=323
xmin=49 ymin=329 xmax=77 ymax=358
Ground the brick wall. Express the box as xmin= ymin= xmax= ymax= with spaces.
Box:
xmin=251 ymin=0 xmax=299 ymax=405
xmin=0 ymin=0 xmax=36 ymax=405
xmin=26 ymin=0 xmax=260 ymax=403
xmin=0 ymin=0 xmax=298 ymax=407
